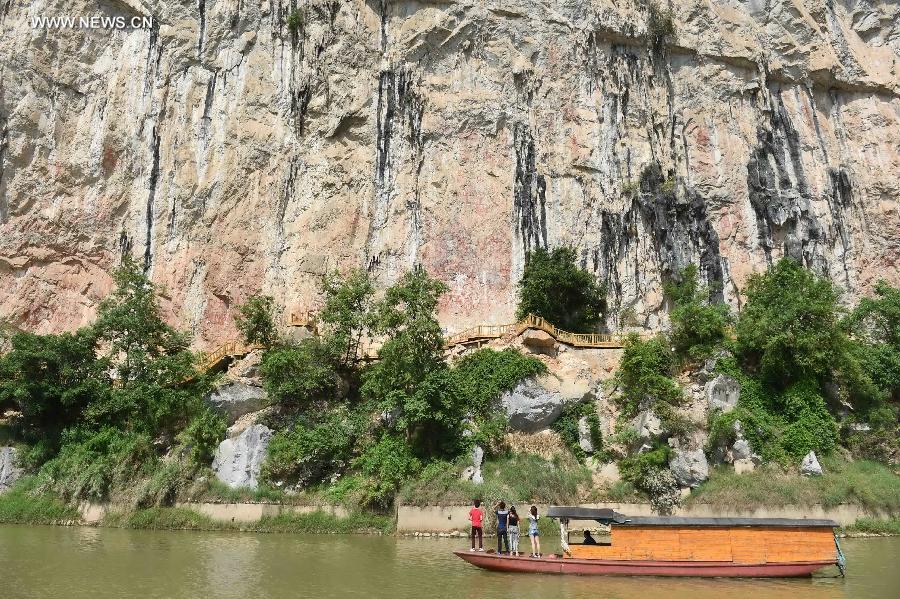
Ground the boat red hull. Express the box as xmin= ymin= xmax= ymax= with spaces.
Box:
xmin=453 ymin=551 xmax=835 ymax=577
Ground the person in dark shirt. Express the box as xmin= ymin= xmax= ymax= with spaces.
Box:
xmin=583 ymin=530 xmax=598 ymax=545
xmin=494 ymin=501 xmax=510 ymax=554
xmin=508 ymin=506 xmax=521 ymax=556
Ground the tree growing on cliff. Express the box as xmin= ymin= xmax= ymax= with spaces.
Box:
xmin=319 ymin=269 xmax=375 ymax=368
xmin=362 ymin=267 xmax=464 ymax=458
xmin=516 ymin=246 xmax=606 ymax=331
xmin=736 ymin=258 xmax=847 ymax=389
xmin=664 ymin=264 xmax=731 ymax=361
xmin=234 ymin=294 xmax=279 ymax=348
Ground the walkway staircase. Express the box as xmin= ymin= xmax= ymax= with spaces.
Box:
xmin=194 ymin=313 xmax=635 ymax=376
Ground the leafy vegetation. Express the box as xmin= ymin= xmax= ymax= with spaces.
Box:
xmin=664 ymin=264 xmax=730 ymax=361
xmin=688 ymin=456 xmax=900 ymax=511
xmin=0 ymin=476 xmax=79 ymax=524
xmin=613 ymin=334 xmax=685 ymax=434
xmin=319 ymin=269 xmax=375 ymax=367
xmin=647 ymin=3 xmax=676 ymax=55
xmin=516 ymin=246 xmax=606 ymax=331
xmin=0 ymin=257 xmax=211 ymax=506
xmin=552 ymin=400 xmax=602 ymax=461
xmin=260 ymin=338 xmax=338 ymax=409
xmin=234 ymin=294 xmax=278 ymax=347
xmin=285 ymin=9 xmax=304 ymax=36
xmin=847 ymin=517 xmax=900 ymax=536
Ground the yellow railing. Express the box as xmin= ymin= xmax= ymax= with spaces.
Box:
xmin=446 ymin=314 xmax=637 ymax=349
xmin=196 ymin=341 xmax=265 ymax=374
xmin=195 ymin=312 xmax=634 ymax=375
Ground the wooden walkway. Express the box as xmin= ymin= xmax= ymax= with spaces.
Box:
xmin=194 ymin=313 xmax=631 ymax=375
xmin=445 ymin=313 xmax=632 ymax=349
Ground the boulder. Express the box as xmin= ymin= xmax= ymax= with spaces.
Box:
xmin=705 ymin=375 xmax=740 ymax=413
xmin=206 ymin=382 xmax=268 ymax=424
xmin=471 ymin=445 xmax=484 ymax=485
xmin=212 ymin=424 xmax=273 ymax=489
xmin=460 ymin=466 xmax=476 ymax=481
xmin=0 ymin=446 xmax=22 ymax=492
xmin=588 ymin=460 xmax=621 ymax=485
xmin=226 ymin=350 xmax=263 ymax=380
xmin=631 ymin=410 xmax=663 ymax=442
xmin=577 ymin=416 xmax=594 ymax=454
xmin=522 ymin=330 xmax=556 ymax=351
xmin=501 ymin=375 xmax=585 ymax=432
xmin=669 ymin=447 xmax=709 ymax=488
xmin=800 ymin=451 xmax=823 ymax=476
xmin=731 ymin=438 xmax=753 ymax=461
xmin=733 ymin=458 xmax=756 ymax=474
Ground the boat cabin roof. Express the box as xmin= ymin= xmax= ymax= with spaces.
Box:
xmin=546 ymin=507 xmax=837 ymax=528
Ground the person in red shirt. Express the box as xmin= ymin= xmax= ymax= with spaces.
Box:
xmin=468 ymin=499 xmax=484 ymax=551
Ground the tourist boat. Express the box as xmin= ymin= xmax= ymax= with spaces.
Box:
xmin=454 ymin=507 xmax=845 ymax=577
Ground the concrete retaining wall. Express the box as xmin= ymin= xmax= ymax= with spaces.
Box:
xmin=396 ymin=502 xmax=896 ymax=532
xmin=176 ymin=502 xmax=349 ymax=523
xmin=78 ymin=501 xmax=349 ymax=524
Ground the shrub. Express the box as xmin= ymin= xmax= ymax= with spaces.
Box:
xmin=234 ymin=294 xmax=278 ymax=347
xmin=261 ymin=406 xmax=361 ymax=487
xmin=36 ymin=428 xmax=154 ymax=502
xmin=260 ymin=338 xmax=338 ymax=408
xmin=180 ymin=409 xmax=226 ymax=468
xmin=736 ymin=258 xmax=847 ymax=388
xmin=664 ymin=264 xmax=731 ymax=361
xmin=647 ymin=3 xmax=676 ymax=54
xmin=0 ymin=476 xmax=79 ymax=524
xmin=619 ymin=445 xmax=679 ymax=514
xmin=613 ymin=334 xmax=682 ymax=422
xmin=355 ymin=433 xmax=422 ymax=507
xmin=516 ymin=246 xmax=606 ymax=331
xmin=552 ymin=400 xmax=602 ymax=461
xmin=286 ymin=9 xmax=304 ymax=35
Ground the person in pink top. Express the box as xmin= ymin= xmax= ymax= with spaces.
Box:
xmin=468 ymin=499 xmax=484 ymax=551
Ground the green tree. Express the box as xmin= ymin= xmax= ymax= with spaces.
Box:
xmin=844 ymin=280 xmax=900 ymax=402
xmin=362 ymin=267 xmax=463 ymax=458
xmin=234 ymin=294 xmax=278 ymax=347
xmin=319 ymin=270 xmax=375 ymax=367
xmin=614 ymin=334 xmax=682 ymax=418
xmin=260 ymin=338 xmax=338 ymax=409
xmin=516 ymin=246 xmax=606 ymax=331
xmin=736 ymin=258 xmax=846 ymax=388
xmin=0 ymin=329 xmax=108 ymax=451
xmin=664 ymin=264 xmax=731 ymax=361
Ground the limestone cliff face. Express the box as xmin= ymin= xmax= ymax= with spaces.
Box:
xmin=1 ymin=0 xmax=898 ymax=347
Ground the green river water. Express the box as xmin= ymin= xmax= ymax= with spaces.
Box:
xmin=1 ymin=525 xmax=897 ymax=598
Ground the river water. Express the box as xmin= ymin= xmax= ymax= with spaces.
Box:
xmin=0 ymin=525 xmax=896 ymax=598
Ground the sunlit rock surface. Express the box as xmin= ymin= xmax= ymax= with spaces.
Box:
xmin=1 ymin=1 xmax=898 ymax=347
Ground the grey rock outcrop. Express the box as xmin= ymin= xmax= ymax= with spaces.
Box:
xmin=731 ymin=438 xmax=753 ymax=461
xmin=669 ymin=447 xmax=710 ymax=488
xmin=501 ymin=375 xmax=586 ymax=432
xmin=578 ymin=416 xmax=594 ymax=454
xmin=206 ymin=382 xmax=268 ymax=425
xmin=800 ymin=451 xmax=823 ymax=476
xmin=706 ymin=375 xmax=740 ymax=413
xmin=472 ymin=445 xmax=484 ymax=485
xmin=212 ymin=424 xmax=273 ymax=489
xmin=0 ymin=447 xmax=22 ymax=492
xmin=632 ymin=410 xmax=663 ymax=443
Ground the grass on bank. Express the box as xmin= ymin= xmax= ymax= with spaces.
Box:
xmin=847 ymin=517 xmax=900 ymax=536
xmin=398 ymin=452 xmax=593 ymax=507
xmin=101 ymin=507 xmax=393 ymax=534
xmin=687 ymin=455 xmax=900 ymax=511
xmin=0 ymin=476 xmax=79 ymax=524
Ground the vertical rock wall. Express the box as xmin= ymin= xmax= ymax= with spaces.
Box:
xmin=0 ymin=0 xmax=897 ymax=346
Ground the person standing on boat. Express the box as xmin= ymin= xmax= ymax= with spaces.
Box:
xmin=495 ymin=501 xmax=510 ymax=554
xmin=528 ymin=505 xmax=541 ymax=557
xmin=469 ymin=500 xmax=484 ymax=551
xmin=507 ymin=506 xmax=521 ymax=556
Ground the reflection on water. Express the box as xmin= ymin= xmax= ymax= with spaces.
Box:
xmin=0 ymin=525 xmax=895 ymax=599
